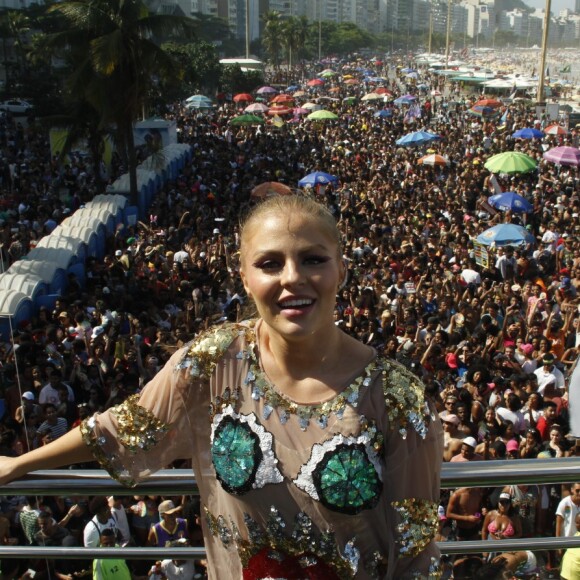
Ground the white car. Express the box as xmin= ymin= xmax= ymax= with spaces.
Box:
xmin=0 ymin=99 xmax=33 ymax=114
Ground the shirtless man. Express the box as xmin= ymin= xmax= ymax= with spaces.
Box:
xmin=441 ymin=413 xmax=465 ymax=461
xmin=446 ymin=487 xmax=485 ymax=541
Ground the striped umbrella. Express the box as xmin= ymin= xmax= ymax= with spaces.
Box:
xmin=418 ymin=154 xmax=449 ymax=166
xmin=544 ymin=124 xmax=569 ymax=136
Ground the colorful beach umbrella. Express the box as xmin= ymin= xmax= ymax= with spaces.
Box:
xmin=233 ymin=93 xmax=253 ymax=103
xmin=268 ymin=106 xmax=293 ymax=116
xmin=544 ymin=124 xmax=569 ymax=136
xmin=473 ymin=98 xmax=503 ymax=108
xmin=512 ymin=128 xmax=545 ymax=139
xmin=244 ymin=103 xmax=269 ymax=114
xmin=543 ymin=146 xmax=580 ymax=166
xmin=418 ymin=154 xmax=449 ymax=166
xmin=488 ymin=191 xmax=533 ymax=213
xmin=361 ymin=92 xmax=383 ymax=101
xmin=307 ymin=79 xmax=325 ymax=87
xmin=484 ymin=151 xmax=537 ymax=174
xmin=476 ymin=224 xmax=536 ymax=247
xmin=373 ymin=109 xmax=393 ymax=118
xmin=298 ymin=171 xmax=339 ymax=187
xmin=272 ymin=94 xmax=294 ymax=104
xmin=307 ymin=109 xmax=338 ymax=121
xmin=468 ymin=105 xmax=500 ymax=118
xmin=396 ymin=131 xmax=441 ymax=147
xmin=256 ymin=86 xmax=277 ymax=95
xmin=394 ymin=95 xmax=417 ymax=105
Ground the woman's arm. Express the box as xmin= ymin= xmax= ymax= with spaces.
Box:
xmin=0 ymin=427 xmax=91 ymax=485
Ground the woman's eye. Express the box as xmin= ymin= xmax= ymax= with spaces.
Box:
xmin=255 ymin=261 xmax=280 ymax=270
xmin=305 ymin=255 xmax=330 ymax=265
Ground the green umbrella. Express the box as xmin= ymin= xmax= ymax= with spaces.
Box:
xmin=484 ymin=151 xmax=537 ymax=174
xmin=342 ymin=96 xmax=357 ymax=104
xmin=307 ymin=109 xmax=339 ymax=121
xmin=230 ymin=114 xmax=265 ymax=126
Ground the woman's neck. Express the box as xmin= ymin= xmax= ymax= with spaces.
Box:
xmin=259 ymin=320 xmax=344 ymax=379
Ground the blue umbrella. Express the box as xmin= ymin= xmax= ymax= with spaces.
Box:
xmin=512 ymin=127 xmax=545 ymax=139
xmin=298 ymin=171 xmax=339 ymax=187
xmin=286 ymin=85 xmax=299 ymax=92
xmin=394 ymin=94 xmax=417 ymax=105
xmin=401 ymin=68 xmax=416 ymax=73
xmin=476 ymin=224 xmax=536 ymax=247
xmin=374 ymin=109 xmax=393 ymax=118
xmin=488 ymin=191 xmax=533 ymax=213
xmin=396 ymin=131 xmax=441 ymax=147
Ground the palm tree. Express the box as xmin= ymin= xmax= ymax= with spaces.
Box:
xmin=261 ymin=11 xmax=283 ymax=69
xmin=281 ymin=16 xmax=299 ymax=71
xmin=44 ymin=0 xmax=194 ymax=203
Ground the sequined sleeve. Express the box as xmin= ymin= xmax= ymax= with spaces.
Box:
xmin=378 ymin=359 xmax=444 ymax=579
xmin=79 ymin=324 xmax=244 ymax=487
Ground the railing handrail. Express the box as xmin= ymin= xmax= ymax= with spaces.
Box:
xmin=2 ymin=457 xmax=578 ymax=495
xmin=4 ymin=459 xmax=580 ymax=559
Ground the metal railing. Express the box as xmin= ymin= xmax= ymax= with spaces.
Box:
xmin=2 ymin=458 xmax=580 ymax=560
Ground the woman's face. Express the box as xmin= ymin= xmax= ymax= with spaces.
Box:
xmin=550 ymin=429 xmax=562 ymax=443
xmin=525 ymin=431 xmax=535 ymax=446
xmin=485 ymin=407 xmax=496 ymax=422
xmin=473 ymin=371 xmax=482 ymax=383
xmin=240 ymin=211 xmax=343 ymax=342
xmin=505 ymin=424 xmax=514 ymax=438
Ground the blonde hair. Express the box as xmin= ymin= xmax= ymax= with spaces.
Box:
xmin=240 ymin=195 xmax=341 ymax=261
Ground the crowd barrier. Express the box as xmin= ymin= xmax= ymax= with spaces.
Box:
xmin=1 ymin=458 xmax=580 ymax=560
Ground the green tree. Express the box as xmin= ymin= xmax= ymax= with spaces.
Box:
xmin=44 ymin=0 xmax=194 ymax=202
xmin=261 ymin=11 xmax=283 ymax=68
xmin=162 ymin=40 xmax=221 ymax=100
xmin=281 ymin=16 xmax=299 ymax=70
xmin=219 ymin=65 xmax=263 ymax=95
xmin=327 ymin=22 xmax=374 ymax=55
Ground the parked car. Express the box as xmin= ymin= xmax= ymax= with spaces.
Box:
xmin=0 ymin=99 xmax=33 ymax=114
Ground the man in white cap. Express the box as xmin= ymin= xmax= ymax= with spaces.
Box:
xmin=450 ymin=436 xmax=483 ymax=462
xmin=14 ymin=392 xmax=41 ymax=425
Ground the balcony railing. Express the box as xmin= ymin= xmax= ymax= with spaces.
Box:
xmin=2 ymin=458 xmax=580 ymax=560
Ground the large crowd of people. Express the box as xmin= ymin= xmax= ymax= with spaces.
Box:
xmin=0 ymin=55 xmax=579 ymax=578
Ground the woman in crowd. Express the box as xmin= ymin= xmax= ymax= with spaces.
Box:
xmin=0 ymin=195 xmax=443 ymax=579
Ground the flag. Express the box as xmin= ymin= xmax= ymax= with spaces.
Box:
xmin=272 ymin=115 xmax=284 ymax=128
xmin=560 ymin=64 xmax=571 ymax=74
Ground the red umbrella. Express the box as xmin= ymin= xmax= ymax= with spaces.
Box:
xmin=271 ymin=94 xmax=294 ymax=104
xmin=473 ymin=98 xmax=502 ymax=108
xmin=307 ymin=79 xmax=325 ymax=87
xmin=544 ymin=124 xmax=569 ymax=136
xmin=233 ymin=93 xmax=253 ymax=103
xmin=267 ymin=106 xmax=293 ymax=116
xmin=375 ymin=87 xmax=392 ymax=95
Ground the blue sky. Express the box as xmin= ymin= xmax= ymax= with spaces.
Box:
xmin=524 ymin=0 xmax=575 ymax=11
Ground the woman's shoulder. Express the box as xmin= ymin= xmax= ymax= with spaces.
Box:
xmin=374 ymin=355 xmax=432 ymax=439
xmin=176 ymin=319 xmax=256 ymax=379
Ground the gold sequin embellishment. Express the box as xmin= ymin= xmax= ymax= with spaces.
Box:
xmin=80 ymin=395 xmax=170 ymax=486
xmin=382 ymin=359 xmax=430 ymax=439
xmin=178 ymin=322 xmax=254 ymax=379
xmin=112 ymin=394 xmax=169 ymax=453
xmin=392 ymin=498 xmax=438 ymax=558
